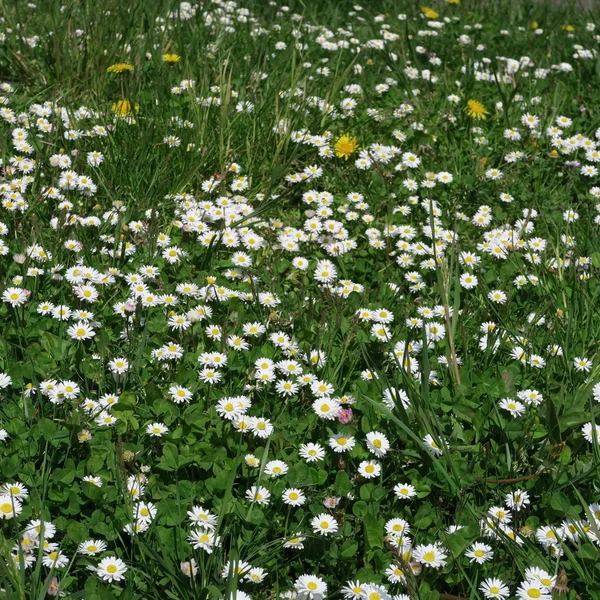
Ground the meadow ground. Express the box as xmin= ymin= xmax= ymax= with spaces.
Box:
xmin=1 ymin=0 xmax=600 ymax=598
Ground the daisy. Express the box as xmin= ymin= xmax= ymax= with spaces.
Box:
xmin=146 ymin=423 xmax=168 ymax=437
xmin=465 ymin=542 xmax=493 ymax=564
xmin=582 ymin=422 xmax=600 ymax=444
xmin=385 ymin=518 xmax=410 ymax=537
xmin=96 ymin=556 xmax=128 ymax=582
xmin=2 ymin=482 xmax=28 ymax=498
xmin=516 ymin=580 xmax=551 ymax=600
xmin=299 ymin=443 xmax=326 ymax=462
xmin=283 ymin=534 xmax=306 ymax=549
xmin=423 ymin=434 xmax=444 ymax=456
xmin=169 ymin=385 xmax=193 ymax=404
xmin=385 ymin=564 xmax=407 ymax=584
xmin=0 ymin=495 xmax=22 ymax=519
xmin=134 ymin=502 xmax=157 ymax=523
xmin=499 ymin=398 xmax=526 ymax=417
xmin=282 ymin=488 xmax=306 ymax=507
xmin=265 ymin=460 xmax=289 ymax=477
xmin=358 ymin=460 xmax=381 ymax=479
xmin=108 ymin=357 xmax=129 ymax=374
xmin=67 ymin=321 xmax=96 ymax=340
xmin=313 ymin=398 xmax=341 ymax=419
xmin=480 ymin=578 xmax=510 ymax=599
xmin=329 ymin=433 xmax=356 ymax=453
xmin=311 ymin=513 xmax=338 ymax=536
xmin=42 ymin=550 xmax=69 ymax=568
xmin=249 ymin=417 xmax=273 ymax=438
xmin=574 ymin=357 xmax=592 ymax=372
xmin=488 ymin=289 xmax=508 ymax=304
xmin=295 ymin=574 xmax=327 ymax=599
xmin=2 ymin=287 xmax=29 ymax=307
xmin=246 ymin=486 xmax=271 ymax=505
xmin=361 ymin=583 xmax=391 ymax=600
xmin=341 ymin=581 xmax=364 ymax=600
xmin=524 ymin=567 xmax=556 ymax=590
xmin=188 ymin=528 xmax=220 ymax=553
xmin=187 ymin=506 xmax=218 ymax=529
xmin=412 ymin=543 xmax=447 ymax=568
xmin=79 ymin=539 xmax=107 ymax=556
xmin=505 ymin=489 xmax=530 ymax=511
xmin=394 ymin=483 xmax=417 ymax=500
xmin=366 ymin=431 xmax=390 ymax=457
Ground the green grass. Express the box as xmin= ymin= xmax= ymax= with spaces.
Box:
xmin=1 ymin=0 xmax=600 ymax=599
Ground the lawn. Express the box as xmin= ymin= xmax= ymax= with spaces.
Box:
xmin=0 ymin=0 xmax=600 ymax=599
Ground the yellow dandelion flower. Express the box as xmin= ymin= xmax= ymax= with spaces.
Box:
xmin=334 ymin=134 xmax=359 ymax=160
xmin=446 ymin=0 xmax=460 ymax=3
xmin=562 ymin=24 xmax=574 ymax=32
xmin=162 ymin=53 xmax=181 ymax=63
xmin=107 ymin=63 xmax=134 ymax=74
xmin=465 ymin=99 xmax=489 ymax=120
xmin=530 ymin=21 xmax=539 ymax=30
xmin=421 ymin=6 xmax=439 ymax=18
xmin=111 ymin=100 xmax=139 ymax=117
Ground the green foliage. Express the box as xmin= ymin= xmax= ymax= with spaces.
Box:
xmin=0 ymin=0 xmax=600 ymax=599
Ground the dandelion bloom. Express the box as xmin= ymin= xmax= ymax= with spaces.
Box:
xmin=107 ymin=63 xmax=134 ymax=73
xmin=111 ymin=100 xmax=139 ymax=117
xmin=465 ymin=99 xmax=489 ymax=120
xmin=334 ymin=134 xmax=359 ymax=160
xmin=421 ymin=6 xmax=439 ymax=18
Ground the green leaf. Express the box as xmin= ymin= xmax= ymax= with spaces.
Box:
xmin=334 ymin=471 xmax=352 ymax=496
xmin=352 ymin=500 xmax=368 ymax=517
xmin=339 ymin=540 xmax=359 ymax=558
xmin=67 ymin=521 xmax=88 ymax=543
xmin=363 ymin=514 xmax=383 ymax=549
